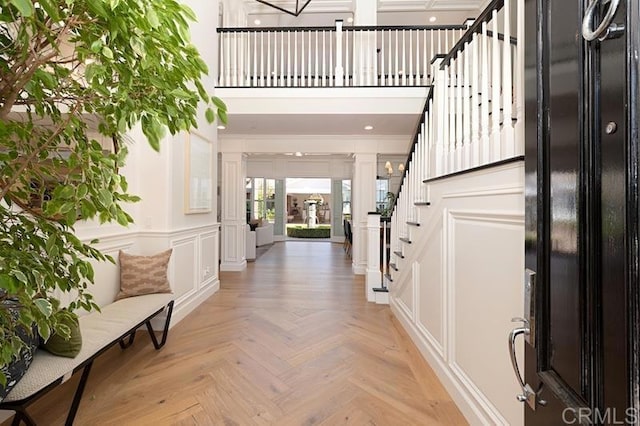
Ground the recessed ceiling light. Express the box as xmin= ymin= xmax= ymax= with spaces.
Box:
xmin=254 ymin=19 xmax=261 ymax=25
xmin=347 ymin=17 xmax=354 ymax=23
xmin=364 ymin=125 xmax=373 ymax=130
xmin=295 ymin=151 xmax=303 ymax=157
xmin=429 ymin=16 xmax=437 ymax=23
xmin=217 ymin=125 xmax=226 ymax=130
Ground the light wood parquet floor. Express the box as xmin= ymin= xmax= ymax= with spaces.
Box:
xmin=3 ymin=241 xmax=467 ymax=425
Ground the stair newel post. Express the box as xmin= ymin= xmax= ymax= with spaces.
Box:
xmin=382 ymin=218 xmax=389 ymax=286
xmin=431 ymin=56 xmax=446 ymax=177
xmin=366 ymin=212 xmax=382 ymax=302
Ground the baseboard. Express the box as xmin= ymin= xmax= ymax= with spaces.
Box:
xmin=172 ymin=280 xmax=219 ymax=326
xmin=220 ymin=260 xmax=247 ymax=272
xmin=150 ymin=280 xmax=219 ymax=330
xmin=390 ymin=297 xmax=494 ymax=425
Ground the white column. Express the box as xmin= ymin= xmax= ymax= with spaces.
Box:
xmin=220 ymin=152 xmax=247 ymax=271
xmin=353 ymin=0 xmax=377 ymax=86
xmin=366 ymin=212 xmax=381 ymax=302
xmin=352 ymin=153 xmax=377 ymax=274
xmin=335 ymin=20 xmax=344 ymax=86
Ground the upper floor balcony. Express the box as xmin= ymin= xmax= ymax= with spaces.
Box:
xmin=217 ymin=22 xmax=469 ymax=88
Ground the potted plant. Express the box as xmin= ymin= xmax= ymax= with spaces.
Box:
xmin=0 ymin=0 xmax=226 ymax=388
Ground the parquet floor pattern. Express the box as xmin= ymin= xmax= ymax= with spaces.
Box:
xmin=7 ymin=242 xmax=467 ymax=425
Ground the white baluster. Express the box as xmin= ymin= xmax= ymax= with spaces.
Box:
xmin=401 ymin=30 xmax=407 ymax=86
xmin=408 ymin=29 xmax=414 ymax=86
xmin=329 ymin=29 xmax=333 ymax=86
xmin=345 ymin=30 xmax=350 ymax=86
xmin=294 ymin=31 xmax=298 ymax=87
xmin=491 ymin=11 xmax=501 ymax=161
xmin=389 ymin=30 xmax=393 ymax=86
xmin=449 ymin=61 xmax=455 ymax=173
xmin=463 ymin=40 xmax=472 ymax=169
xmin=219 ymin=32 xmax=226 ymax=86
xmin=471 ymin=32 xmax=480 ymax=166
xmin=253 ymin=32 xmax=258 ymax=87
xmin=394 ymin=30 xmax=399 ymax=86
xmin=315 ymin=30 xmax=319 ymax=87
xmin=279 ymin=31 xmax=284 ymax=87
xmin=381 ymin=29 xmax=386 ymax=86
xmin=308 ymin=30 xmax=312 ymax=86
xmin=480 ymin=22 xmax=490 ymax=164
xmin=224 ymin=33 xmax=231 ymax=86
xmin=456 ymin=54 xmax=463 ymax=171
xmin=287 ymin=31 xmax=291 ymax=87
xmin=502 ymin=0 xmax=515 ymax=158
xmin=515 ymin=0 xmax=525 ymax=155
xmin=423 ymin=29 xmax=428 ymax=85
xmin=272 ymin=31 xmax=278 ymax=87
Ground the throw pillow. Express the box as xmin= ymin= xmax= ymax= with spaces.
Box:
xmin=0 ymin=301 xmax=39 ymax=402
xmin=41 ymin=315 xmax=82 ymax=358
xmin=117 ymin=249 xmax=173 ymax=300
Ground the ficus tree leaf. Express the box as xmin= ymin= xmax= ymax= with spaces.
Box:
xmin=0 ymin=0 xmax=227 ymax=385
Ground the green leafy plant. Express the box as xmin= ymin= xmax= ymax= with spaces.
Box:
xmin=286 ymin=225 xmax=331 ymax=239
xmin=0 ymin=0 xmax=227 ymax=386
xmin=376 ymin=192 xmax=396 ymax=218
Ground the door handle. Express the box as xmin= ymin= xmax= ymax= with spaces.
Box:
xmin=582 ymin=0 xmax=624 ymax=42
xmin=509 ymin=317 xmax=545 ymax=410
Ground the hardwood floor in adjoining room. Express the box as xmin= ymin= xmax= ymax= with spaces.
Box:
xmin=4 ymin=241 xmax=467 ymax=425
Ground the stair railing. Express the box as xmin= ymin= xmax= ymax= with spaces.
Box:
xmin=217 ymin=23 xmax=466 ymax=88
xmin=388 ymin=0 xmax=524 ymax=283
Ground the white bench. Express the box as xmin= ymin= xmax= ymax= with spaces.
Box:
xmin=0 ymin=293 xmax=174 ymax=426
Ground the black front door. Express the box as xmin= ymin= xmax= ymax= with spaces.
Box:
xmin=522 ymin=0 xmax=640 ymax=424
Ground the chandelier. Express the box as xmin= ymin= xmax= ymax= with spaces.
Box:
xmin=255 ymin=0 xmax=312 ymax=17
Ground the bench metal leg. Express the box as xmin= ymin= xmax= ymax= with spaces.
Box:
xmin=118 ymin=331 xmax=136 ymax=349
xmin=145 ymin=301 xmax=174 ymax=350
xmin=11 ymin=410 xmax=36 ymax=426
xmin=65 ymin=361 xmax=93 ymax=426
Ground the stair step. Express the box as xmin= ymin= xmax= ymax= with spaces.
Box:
xmin=399 ymin=237 xmax=412 ymax=244
xmin=384 ymin=273 xmax=394 ymax=283
xmin=415 ymin=201 xmax=431 ymax=206
xmin=389 ymin=263 xmax=398 ymax=271
xmin=407 ymin=221 xmax=420 ymax=227
xmin=393 ymin=251 xmax=405 ymax=259
xmin=373 ymin=286 xmax=389 ymax=292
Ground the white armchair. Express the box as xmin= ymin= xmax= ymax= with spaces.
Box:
xmin=255 ymin=223 xmax=274 ymax=246
xmin=246 ymin=225 xmax=256 ymax=261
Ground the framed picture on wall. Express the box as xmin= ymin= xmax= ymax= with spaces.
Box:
xmin=184 ymin=131 xmax=213 ymax=214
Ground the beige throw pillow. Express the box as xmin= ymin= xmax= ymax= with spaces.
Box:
xmin=117 ymin=249 xmax=173 ymax=300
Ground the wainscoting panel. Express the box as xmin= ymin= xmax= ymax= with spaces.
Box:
xmin=417 ymin=227 xmax=444 ymax=358
xmin=448 ymin=210 xmax=524 ymax=426
xmin=199 ymin=230 xmax=219 ymax=286
xmin=170 ymin=235 xmax=198 ymax=301
xmin=390 ymin=161 xmax=525 ymax=426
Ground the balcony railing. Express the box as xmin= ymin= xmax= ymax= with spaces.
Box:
xmin=217 ymin=23 xmax=467 ymax=88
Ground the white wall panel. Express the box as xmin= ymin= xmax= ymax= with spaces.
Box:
xmin=390 ymin=160 xmax=525 ymax=426
xmin=448 ymin=210 xmax=524 ymax=426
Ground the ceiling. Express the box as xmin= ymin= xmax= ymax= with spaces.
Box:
xmin=218 ymin=113 xmax=420 ymax=136
xmin=242 ymin=0 xmax=485 ymax=26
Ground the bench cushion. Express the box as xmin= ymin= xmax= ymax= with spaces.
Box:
xmin=3 ymin=293 xmax=174 ymax=403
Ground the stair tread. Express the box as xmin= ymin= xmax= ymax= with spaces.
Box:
xmin=415 ymin=201 xmax=431 ymax=206
xmin=399 ymin=237 xmax=412 ymax=244
xmin=393 ymin=251 xmax=405 ymax=259
xmin=389 ymin=263 xmax=398 ymax=271
xmin=384 ymin=273 xmax=394 ymax=282
xmin=373 ymin=286 xmax=390 ymax=292
xmin=407 ymin=221 xmax=421 ymax=227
